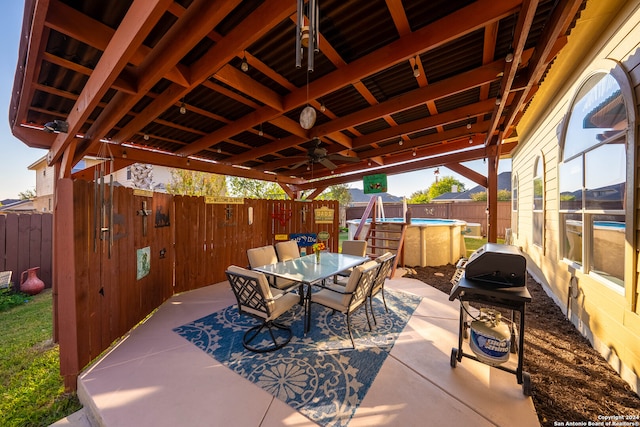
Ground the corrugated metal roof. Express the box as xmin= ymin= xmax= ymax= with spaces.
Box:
xmin=10 ymin=0 xmax=587 ymax=190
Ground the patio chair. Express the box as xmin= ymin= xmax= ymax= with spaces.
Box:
xmin=275 ymin=240 xmax=301 ymax=261
xmin=334 ymin=240 xmax=368 ymax=282
xmin=311 ymin=260 xmax=380 ymax=348
xmin=369 ymin=252 xmax=396 ymax=325
xmin=248 ymin=245 xmax=304 ymax=303
xmin=226 ymin=265 xmax=299 ymax=353
xmin=247 ymin=245 xmax=297 ymax=290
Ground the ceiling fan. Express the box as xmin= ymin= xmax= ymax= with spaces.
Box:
xmin=292 ymin=138 xmax=361 ymax=171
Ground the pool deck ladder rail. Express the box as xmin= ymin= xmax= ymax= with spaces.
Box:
xmin=353 ymin=196 xmax=407 ymax=278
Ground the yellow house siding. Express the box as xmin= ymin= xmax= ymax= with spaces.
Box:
xmin=512 ymin=1 xmax=640 ymax=394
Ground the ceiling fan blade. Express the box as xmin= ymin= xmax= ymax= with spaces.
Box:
xmin=291 ymin=160 xmax=308 ymax=169
xmin=318 ymin=158 xmax=338 ymax=170
xmin=327 ymin=153 xmax=360 ymax=163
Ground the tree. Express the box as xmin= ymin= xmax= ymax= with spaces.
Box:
xmin=227 ymin=176 xmax=286 ymax=199
xmin=165 ymin=169 xmax=227 ymax=196
xmin=470 ymin=189 xmax=511 ymax=201
xmin=18 ymin=189 xmax=36 ymax=200
xmin=408 ymin=176 xmax=465 ymax=203
xmin=408 ymin=189 xmax=430 ymax=204
xmin=427 ymin=176 xmax=465 ymax=200
xmin=318 ymin=184 xmax=352 ymax=206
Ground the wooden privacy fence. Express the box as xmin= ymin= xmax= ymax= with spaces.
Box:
xmin=346 ymin=201 xmax=511 ymax=238
xmin=0 ymin=213 xmax=52 ymax=291
xmin=58 ymin=179 xmax=339 ymax=388
xmin=173 ymin=197 xmax=339 ymax=293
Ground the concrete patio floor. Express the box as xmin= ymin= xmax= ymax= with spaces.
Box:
xmin=53 ymin=271 xmax=539 ymax=427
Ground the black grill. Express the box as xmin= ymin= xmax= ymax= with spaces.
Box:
xmin=452 ymin=243 xmax=526 ymax=288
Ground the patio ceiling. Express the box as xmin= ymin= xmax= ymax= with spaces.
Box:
xmin=10 ymin=0 xmax=585 ymax=196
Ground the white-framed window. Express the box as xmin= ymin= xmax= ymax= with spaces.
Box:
xmin=533 ymin=156 xmax=544 ymax=247
xmin=558 ymin=66 xmax=632 ymax=289
xmin=511 ymin=174 xmax=518 ymax=236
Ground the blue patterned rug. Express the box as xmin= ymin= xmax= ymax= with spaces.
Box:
xmin=173 ymin=289 xmax=421 ymax=427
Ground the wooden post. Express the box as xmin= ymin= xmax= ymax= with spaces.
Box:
xmin=487 ymin=148 xmax=499 ymax=243
xmin=54 ymin=178 xmax=80 ymax=391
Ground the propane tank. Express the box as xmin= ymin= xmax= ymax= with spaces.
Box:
xmin=469 ymin=308 xmax=511 ymax=366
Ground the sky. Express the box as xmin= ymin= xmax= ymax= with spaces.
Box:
xmin=0 ymin=1 xmax=510 ymax=201
xmin=0 ymin=1 xmax=44 ymax=201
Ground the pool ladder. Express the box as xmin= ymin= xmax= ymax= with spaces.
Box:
xmin=353 ymin=196 xmax=407 ymax=277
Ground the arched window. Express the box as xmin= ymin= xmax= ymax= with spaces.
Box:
xmin=558 ymin=67 xmax=632 ymax=288
xmin=533 ymin=157 xmax=544 ymax=247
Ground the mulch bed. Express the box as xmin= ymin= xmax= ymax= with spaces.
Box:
xmin=404 ymin=264 xmax=640 ymax=426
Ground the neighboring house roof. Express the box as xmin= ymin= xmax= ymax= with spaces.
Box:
xmin=432 ymin=171 xmax=512 ymax=202
xmin=0 ymin=199 xmax=37 ymax=213
xmin=348 ymin=188 xmax=403 ymax=204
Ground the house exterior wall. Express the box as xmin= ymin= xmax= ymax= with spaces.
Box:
xmin=512 ymin=1 xmax=640 ymax=394
xmin=28 ymin=157 xmax=55 ymax=212
xmin=29 ymin=158 xmax=176 ymax=209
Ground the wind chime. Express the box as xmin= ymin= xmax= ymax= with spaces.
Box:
xmin=295 ymin=0 xmax=319 ymax=72
xmin=93 ymin=142 xmax=114 ymax=258
xmin=296 ymin=0 xmax=320 ymax=131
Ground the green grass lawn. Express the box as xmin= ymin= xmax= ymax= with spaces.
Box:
xmin=464 ymin=237 xmax=505 ymax=257
xmin=0 ymin=289 xmax=82 ymax=427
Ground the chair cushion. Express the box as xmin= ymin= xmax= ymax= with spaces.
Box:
xmin=247 ymin=245 xmax=278 ymax=268
xmin=270 ymin=292 xmax=299 ymax=320
xmin=341 ymin=240 xmax=367 ymax=257
xmin=312 ymin=288 xmax=347 ymax=312
xmin=247 ymin=246 xmax=297 ymax=290
xmin=376 ymin=251 xmax=394 ymax=263
xmin=275 ymin=240 xmax=300 ymax=261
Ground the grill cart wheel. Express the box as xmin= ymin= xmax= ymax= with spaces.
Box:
xmin=450 ymin=348 xmax=458 ymax=368
xmin=522 ymin=372 xmax=532 ymax=396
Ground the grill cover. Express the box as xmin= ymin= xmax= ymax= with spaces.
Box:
xmin=464 ymin=243 xmax=526 ymax=287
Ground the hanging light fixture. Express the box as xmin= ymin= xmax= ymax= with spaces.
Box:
xmin=179 ymin=99 xmax=187 ymax=114
xmin=296 ymin=0 xmax=319 ymax=72
xmin=258 ymin=123 xmax=264 ymax=136
xmin=413 ymin=57 xmax=420 ymax=78
xmin=241 ymin=52 xmax=249 ymax=72
xmin=505 ymin=47 xmax=514 ymax=63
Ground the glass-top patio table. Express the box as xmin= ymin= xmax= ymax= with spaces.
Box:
xmin=252 ymin=252 xmax=369 ymax=333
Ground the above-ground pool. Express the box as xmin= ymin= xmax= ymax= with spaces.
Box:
xmin=347 ymin=218 xmax=467 ymax=267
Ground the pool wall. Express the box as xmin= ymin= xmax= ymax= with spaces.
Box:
xmin=347 ymin=218 xmax=467 ymax=267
